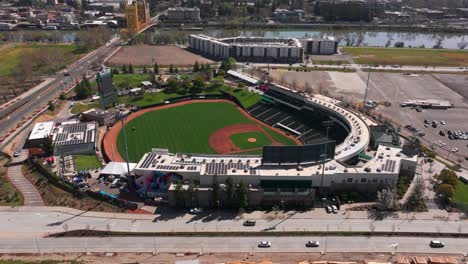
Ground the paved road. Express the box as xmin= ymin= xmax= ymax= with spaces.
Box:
xmin=0 ymin=236 xmax=466 ymax=254
xmin=0 ymin=209 xmax=466 ymax=236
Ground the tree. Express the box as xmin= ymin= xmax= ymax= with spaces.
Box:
xmin=169 ymin=64 xmax=174 ymax=74
xmin=193 ymin=61 xmax=200 ymax=72
xmin=75 ymin=82 xmax=91 ymax=100
xmin=304 ymin=81 xmax=313 ymax=94
xmin=404 ymin=177 xmax=426 ymax=211
xmin=457 ymin=41 xmax=467 ymax=50
xmin=375 ymin=188 xmax=399 ymax=211
xmin=112 ymin=68 xmax=120 ymax=75
xmin=225 ymin=176 xmax=235 ymax=208
xmin=187 ymin=179 xmax=196 ymax=207
xmin=48 ymin=101 xmax=55 ymax=111
xmin=191 ymin=76 xmax=205 ymax=94
xmin=59 ymin=93 xmax=66 ymax=100
xmin=82 ymin=75 xmax=91 ymax=90
xmin=153 ymin=63 xmax=159 ymax=74
xmin=122 ymin=64 xmax=128 ymax=74
xmin=235 ymin=180 xmax=249 ymax=209
xmin=435 ymin=169 xmax=458 ymax=187
xmin=142 ymin=65 xmax=147 ymax=74
xmin=237 ymin=82 xmax=245 ymax=89
xmin=174 ymin=181 xmax=185 ymax=208
xmin=436 ymin=184 xmax=454 ymax=201
xmin=394 ymin=41 xmax=405 ymax=48
xmin=40 ymin=135 xmax=54 ymax=156
xmin=211 ymin=174 xmax=220 ymax=207
xmin=128 ymin=64 xmax=134 ymax=74
xmin=220 ymin=57 xmax=236 ymax=72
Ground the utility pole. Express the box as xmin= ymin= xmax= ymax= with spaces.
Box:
xmin=363 ymin=68 xmax=371 ymax=105
xmin=319 ymin=121 xmax=334 ymax=198
xmin=120 ymin=113 xmax=131 ymax=175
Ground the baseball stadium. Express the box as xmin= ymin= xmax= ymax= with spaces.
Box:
xmin=102 ymin=80 xmax=416 ymax=207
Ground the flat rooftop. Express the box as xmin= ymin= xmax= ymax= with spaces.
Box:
xmin=135 ymin=145 xmax=415 ymax=178
xmin=29 ymin=121 xmax=54 ymax=140
xmin=53 ymin=121 xmax=97 ymax=146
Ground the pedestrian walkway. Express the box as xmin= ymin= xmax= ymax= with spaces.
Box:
xmin=7 ymin=165 xmax=44 ymax=206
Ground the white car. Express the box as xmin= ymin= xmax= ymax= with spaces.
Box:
xmin=331 ymin=205 xmax=338 ymax=214
xmin=189 ymin=208 xmax=203 ymax=214
xmin=258 ymin=241 xmax=271 ymax=248
xmin=440 ymin=121 xmax=446 ymax=125
xmin=430 ymin=240 xmax=445 ymax=248
xmin=451 ymin=148 xmax=459 ymax=153
xmin=306 ymin=240 xmax=320 ymax=247
xmin=325 ymin=206 xmax=332 ymax=213
xmin=13 ymin=151 xmax=20 ymax=157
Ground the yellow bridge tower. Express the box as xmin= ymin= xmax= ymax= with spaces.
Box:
xmin=125 ymin=0 xmax=149 ymax=33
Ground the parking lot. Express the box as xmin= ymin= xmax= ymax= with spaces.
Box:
xmin=365 ymin=72 xmax=468 ymax=161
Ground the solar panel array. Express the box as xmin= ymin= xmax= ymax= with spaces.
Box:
xmin=139 ymin=153 xmax=158 ymax=168
xmin=382 ymin=159 xmax=396 ymax=172
xmin=205 ymin=161 xmax=254 ymax=175
xmin=54 ymin=122 xmax=95 ymax=146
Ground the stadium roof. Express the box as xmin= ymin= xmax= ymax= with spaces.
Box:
xmin=227 ymin=70 xmax=259 ymax=85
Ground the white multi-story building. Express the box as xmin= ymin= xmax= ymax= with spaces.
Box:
xmin=167 ymin=7 xmax=200 ymax=22
xmin=189 ymin=34 xmax=338 ymax=62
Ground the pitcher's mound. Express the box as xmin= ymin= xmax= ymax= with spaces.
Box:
xmin=248 ymin=138 xmax=257 ymax=142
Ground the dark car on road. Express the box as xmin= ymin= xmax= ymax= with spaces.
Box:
xmin=306 ymin=241 xmax=320 ymax=247
xmin=243 ymin=220 xmax=256 ymax=226
xmin=429 ymin=240 xmax=445 ymax=248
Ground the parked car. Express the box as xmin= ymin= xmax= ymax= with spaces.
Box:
xmin=331 ymin=205 xmax=338 ymax=214
xmin=306 ymin=241 xmax=320 ymax=247
xmin=439 ymin=131 xmax=445 ymax=136
xmin=189 ymin=208 xmax=203 ymax=214
xmin=243 ymin=220 xmax=256 ymax=226
xmin=325 ymin=206 xmax=332 ymax=214
xmin=451 ymin=148 xmax=459 ymax=153
xmin=429 ymin=240 xmax=445 ymax=248
xmin=258 ymin=241 xmax=271 ymax=248
xmin=13 ymin=151 xmax=20 ymax=157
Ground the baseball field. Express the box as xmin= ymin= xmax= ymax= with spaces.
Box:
xmin=112 ymin=100 xmax=300 ymax=162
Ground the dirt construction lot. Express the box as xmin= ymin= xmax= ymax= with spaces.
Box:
xmin=106 ymin=45 xmax=213 ymax=67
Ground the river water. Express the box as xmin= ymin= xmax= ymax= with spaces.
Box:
xmin=199 ymin=29 xmax=467 ymax=49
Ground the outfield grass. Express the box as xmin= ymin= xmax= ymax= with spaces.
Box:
xmin=0 ymin=44 xmax=82 ymax=76
xmin=343 ymin=47 xmax=468 ymax=67
xmin=118 ymin=102 xmax=296 ymax=161
xmin=75 ymin=155 xmax=102 ymax=171
xmin=230 ymin=132 xmax=272 ymax=150
xmin=453 ymin=180 xmax=468 ymax=204
xmin=103 ymin=74 xmax=150 ymax=90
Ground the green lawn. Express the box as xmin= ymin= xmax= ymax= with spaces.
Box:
xmin=89 ymin=74 xmax=150 ymax=91
xmin=118 ymin=102 xmax=296 ymax=161
xmin=221 ymin=86 xmax=262 ymax=109
xmin=119 ymin=91 xmax=184 ymax=107
xmin=343 ymin=47 xmax=468 ymax=67
xmin=230 ymin=132 xmax=272 ymax=150
xmin=70 ymin=101 xmax=100 ymax=114
xmin=263 ymin=126 xmax=298 ymax=146
xmin=0 ymin=44 xmax=82 ymax=76
xmin=453 ymin=179 xmax=468 ymax=204
xmin=0 ymin=157 xmax=23 ymax=206
xmin=75 ymin=155 xmax=102 ymax=171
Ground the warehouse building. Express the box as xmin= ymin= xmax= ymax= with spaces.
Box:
xmin=52 ymin=121 xmax=98 ymax=156
xmin=189 ymin=34 xmax=338 ymax=62
xmin=80 ymin=108 xmax=116 ymax=127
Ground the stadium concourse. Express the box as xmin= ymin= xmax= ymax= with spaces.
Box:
xmin=100 ymin=77 xmax=418 ymax=208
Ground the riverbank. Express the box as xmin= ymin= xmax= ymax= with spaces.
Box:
xmin=159 ymin=22 xmax=468 ymax=34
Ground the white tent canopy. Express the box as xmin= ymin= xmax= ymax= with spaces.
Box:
xmin=101 ymin=162 xmax=137 ymax=176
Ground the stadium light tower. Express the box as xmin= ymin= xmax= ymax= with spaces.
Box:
xmin=319 ymin=120 xmax=334 ymax=198
xmin=119 ymin=112 xmax=131 ymax=175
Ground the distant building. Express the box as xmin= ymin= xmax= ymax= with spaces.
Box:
xmin=96 ymin=67 xmax=118 ymax=109
xmin=88 ymin=3 xmax=116 ymax=13
xmin=167 ymin=7 xmax=200 ymax=22
xmin=272 ymin=8 xmax=304 ymax=22
xmin=189 ymin=34 xmax=338 ymax=62
xmin=80 ymin=108 xmax=116 ymax=126
xmin=27 ymin=121 xmax=55 ymax=147
xmin=53 ymin=121 xmax=98 ymax=156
